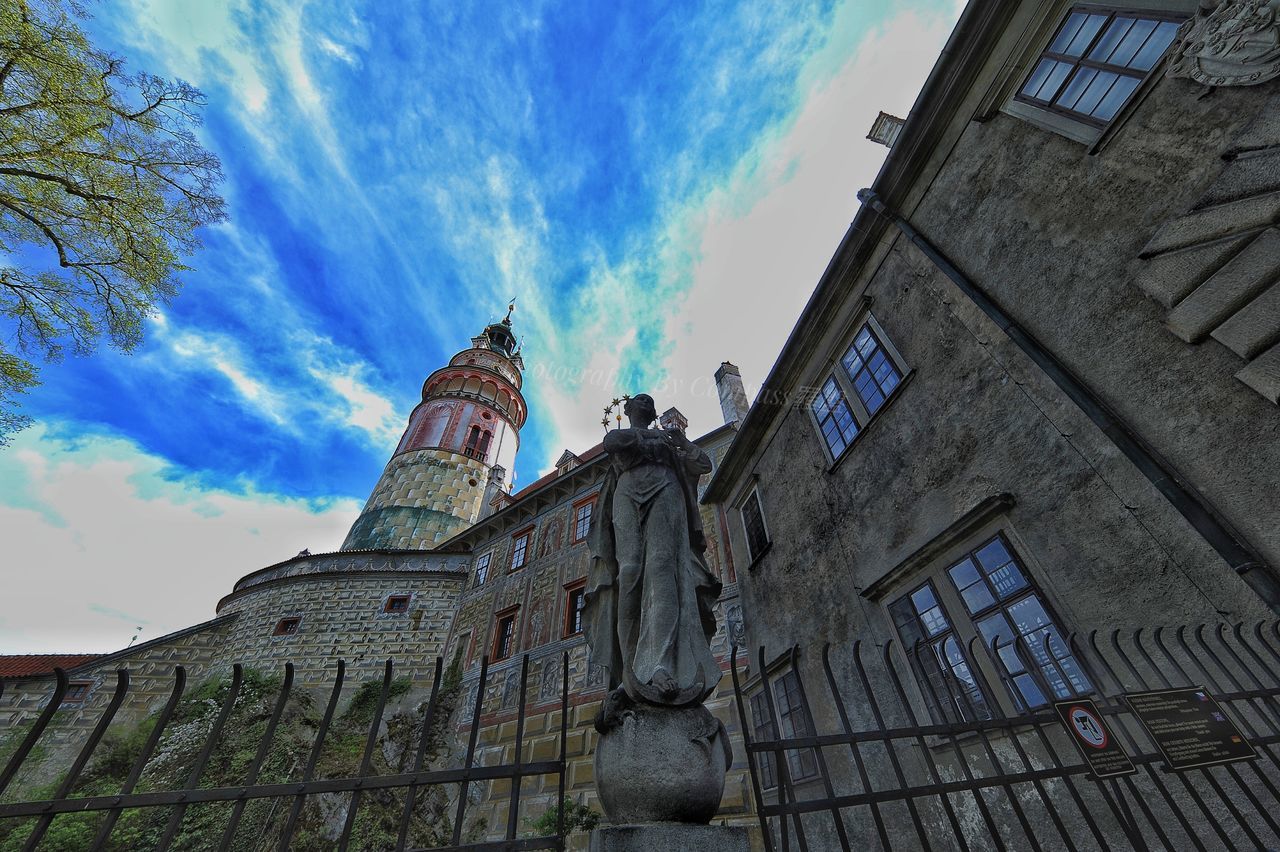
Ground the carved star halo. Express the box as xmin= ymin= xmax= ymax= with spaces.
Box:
xmin=600 ymin=394 xmax=631 ymax=431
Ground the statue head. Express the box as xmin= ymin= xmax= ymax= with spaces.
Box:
xmin=623 ymin=394 xmax=657 ymax=428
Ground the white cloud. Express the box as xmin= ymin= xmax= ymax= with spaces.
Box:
xmin=657 ymin=4 xmax=963 ymax=430
xmin=0 ymin=423 xmax=360 ymax=654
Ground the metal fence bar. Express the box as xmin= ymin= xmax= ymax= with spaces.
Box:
xmin=730 ymin=646 xmax=776 ymax=852
xmin=0 ymin=668 xmax=68 ymax=797
xmin=22 ymin=669 xmax=129 ymax=851
xmin=555 ymin=650 xmax=568 ymax=852
xmin=505 ymin=654 xmax=531 ymax=842
xmin=757 ymin=646 xmax=808 ymax=852
xmin=338 ymin=659 xmax=395 ymax=851
xmin=818 ymin=644 xmax=890 ymax=852
xmin=219 ymin=661 xmax=295 ymax=851
xmin=278 ymin=658 xmax=345 ymax=851
xmin=452 ymin=654 xmax=490 ymax=847
xmin=156 ymin=663 xmax=244 ymax=852
xmin=398 ymin=657 xmax=445 ymax=850
xmin=785 ymin=646 xmax=851 ymax=852
xmin=90 ymin=664 xmax=187 ymax=851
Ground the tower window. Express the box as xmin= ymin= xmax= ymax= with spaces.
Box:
xmin=384 ymin=594 xmax=411 ymax=613
xmin=463 ymin=425 xmax=490 ymax=462
xmin=273 ymin=617 xmax=301 ymax=636
xmin=493 ymin=609 xmax=518 ymax=661
xmin=510 ymin=529 xmax=532 ymax=571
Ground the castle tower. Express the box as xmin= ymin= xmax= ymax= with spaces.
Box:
xmin=342 ymin=308 xmax=527 ymax=550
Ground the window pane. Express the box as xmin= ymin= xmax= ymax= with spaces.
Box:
xmin=1110 ymin=18 xmax=1157 ymax=67
xmin=1013 ymin=672 xmax=1049 ymax=708
xmin=948 ymin=557 xmax=981 ymax=590
xmin=855 ymin=327 xmax=876 ymax=356
xmin=1007 ymin=595 xmax=1052 ymax=637
xmin=1088 ymin=17 xmax=1134 ymax=62
xmin=1056 ymin=66 xmax=1098 ymax=111
xmin=1091 ymin=74 xmax=1140 ymax=121
xmin=889 ymin=597 xmax=917 ymax=628
xmin=1036 ymin=60 xmax=1074 ymax=101
xmin=841 ymin=346 xmax=865 ymax=376
xmin=910 ymin=585 xmax=938 ymax=613
xmin=1021 ymin=57 xmax=1057 ymax=97
xmin=1131 ymin=21 xmax=1179 ymax=71
xmin=920 ymin=606 xmax=949 ymax=637
xmin=1048 ymin=11 xmax=1087 ymax=53
xmin=1074 ymin=69 xmax=1120 ymax=116
xmin=977 ymin=613 xmax=1024 ymax=673
xmin=974 ymin=537 xmax=1012 ymax=573
xmin=1064 ymin=13 xmax=1108 ymax=56
xmin=959 ymin=582 xmax=997 ymax=615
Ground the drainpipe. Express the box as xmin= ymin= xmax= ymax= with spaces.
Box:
xmin=858 ymin=188 xmax=1280 ymax=614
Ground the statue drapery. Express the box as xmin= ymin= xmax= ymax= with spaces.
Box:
xmin=583 ymin=399 xmax=722 ymax=707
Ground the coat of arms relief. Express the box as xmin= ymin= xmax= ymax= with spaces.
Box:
xmin=1168 ymin=0 xmax=1280 ymax=86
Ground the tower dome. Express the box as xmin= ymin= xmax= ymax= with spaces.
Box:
xmin=341 ymin=307 xmax=526 ymax=550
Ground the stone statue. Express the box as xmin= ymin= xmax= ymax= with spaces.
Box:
xmin=1168 ymin=0 xmax=1280 ymax=87
xmin=583 ymin=395 xmax=743 ymax=847
xmin=584 ymin=393 xmax=722 ymax=711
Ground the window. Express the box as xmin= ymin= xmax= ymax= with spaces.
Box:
xmin=809 ymin=316 xmax=907 ymax=461
xmin=573 ymin=499 xmax=594 ymax=542
xmin=1016 ymin=7 xmax=1182 ymax=127
xmin=749 ymin=671 xmax=819 ymax=789
xmin=63 ymin=682 xmax=92 ymax=703
xmin=493 ymin=610 xmax=518 ymax=661
xmin=888 ymin=534 xmax=1091 ymax=722
xmin=841 ymin=325 xmax=902 ymax=417
xmin=564 ymin=582 xmax=587 ymax=637
xmin=463 ymin=425 xmax=493 ymax=461
xmin=384 ymin=594 xmax=410 ymax=613
xmin=740 ymin=487 xmax=770 ymax=563
xmin=273 ymin=617 xmax=300 ymax=636
xmin=811 ymin=376 xmax=858 ymax=458
xmin=474 ymin=552 xmax=492 ymax=586
xmin=510 ymin=530 xmax=531 ymax=571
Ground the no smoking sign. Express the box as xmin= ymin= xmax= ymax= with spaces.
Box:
xmin=1054 ymin=698 xmax=1136 ymax=779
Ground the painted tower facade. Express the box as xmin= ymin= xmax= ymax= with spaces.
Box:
xmin=342 ymin=310 xmax=527 ymax=550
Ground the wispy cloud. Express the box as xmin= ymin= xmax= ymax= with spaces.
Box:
xmin=0 ymin=423 xmax=360 ymax=654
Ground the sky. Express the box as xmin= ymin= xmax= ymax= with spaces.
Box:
xmin=0 ymin=0 xmax=965 ymax=653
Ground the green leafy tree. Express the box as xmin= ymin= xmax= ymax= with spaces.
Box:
xmin=0 ymin=0 xmax=225 ymax=443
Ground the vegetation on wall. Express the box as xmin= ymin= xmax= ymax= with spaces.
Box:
xmin=0 ymin=655 xmax=488 ymax=851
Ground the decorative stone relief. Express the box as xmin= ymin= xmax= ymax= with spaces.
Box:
xmin=1168 ymin=1 xmax=1280 ymax=87
xmin=725 ymin=604 xmax=746 ymax=648
xmin=539 ymin=658 xmax=561 ymax=702
xmin=501 ymin=670 xmax=520 ymax=708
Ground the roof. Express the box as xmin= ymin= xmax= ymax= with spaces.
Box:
xmin=510 ymin=442 xmax=605 ymax=501
xmin=0 ymin=654 xmax=102 ymax=678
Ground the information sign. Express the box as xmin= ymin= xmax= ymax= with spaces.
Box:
xmin=1053 ymin=698 xmax=1136 ymax=779
xmin=1124 ymin=687 xmax=1256 ymax=771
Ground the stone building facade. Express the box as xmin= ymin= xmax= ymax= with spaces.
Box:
xmin=703 ymin=0 xmax=1280 ymax=842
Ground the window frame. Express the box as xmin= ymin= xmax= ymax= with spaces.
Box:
xmin=492 ymin=607 xmax=520 ymax=662
xmin=886 ymin=532 xmax=1092 ymax=722
xmin=62 ymin=681 xmax=93 ymax=703
xmin=1005 ymin=3 xmax=1188 ymax=143
xmin=474 ymin=551 xmax=493 ymax=586
xmin=509 ymin=527 xmax=533 ymax=572
xmin=383 ymin=594 xmax=411 ymax=614
xmin=748 ymin=669 xmax=820 ymax=790
xmin=738 ymin=485 xmax=771 ymax=565
xmin=563 ymin=580 xmax=587 ymax=638
xmin=807 ymin=313 xmax=909 ymax=465
xmin=572 ymin=496 xmax=596 ymax=543
xmin=272 ymin=616 xmax=301 ymax=637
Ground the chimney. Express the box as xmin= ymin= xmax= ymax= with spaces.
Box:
xmin=659 ymin=407 xmax=688 ymax=433
xmin=715 ymin=362 xmax=750 ymax=425
xmin=479 ymin=465 xmax=507 ymax=520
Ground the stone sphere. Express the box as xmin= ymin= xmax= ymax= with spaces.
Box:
xmin=593 ymin=703 xmax=731 ymax=825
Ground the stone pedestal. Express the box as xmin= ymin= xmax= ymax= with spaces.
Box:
xmin=594 ymin=702 xmax=732 ymax=825
xmin=589 ymin=824 xmax=751 ymax=852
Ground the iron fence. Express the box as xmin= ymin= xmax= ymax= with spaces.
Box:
xmin=732 ymin=621 xmax=1280 ymax=852
xmin=0 ymin=652 xmax=569 ymax=851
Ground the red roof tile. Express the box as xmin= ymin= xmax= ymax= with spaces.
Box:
xmin=0 ymin=654 xmax=101 ymax=678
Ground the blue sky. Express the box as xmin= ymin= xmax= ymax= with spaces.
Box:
xmin=0 ymin=0 xmax=963 ymax=652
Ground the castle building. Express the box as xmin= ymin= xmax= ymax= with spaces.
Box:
xmin=0 ymin=312 xmax=755 ymax=841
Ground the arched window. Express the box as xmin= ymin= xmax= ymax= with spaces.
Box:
xmin=478 ymin=429 xmax=492 ymax=456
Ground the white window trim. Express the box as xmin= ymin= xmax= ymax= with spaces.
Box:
xmin=473 ymin=550 xmax=494 ymax=586
xmin=807 ymin=313 xmax=910 ymax=464
xmin=999 ymin=1 xmax=1195 ymax=149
